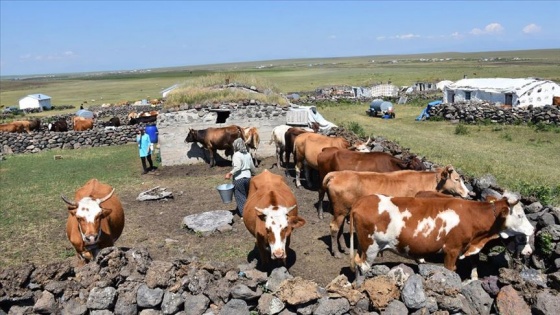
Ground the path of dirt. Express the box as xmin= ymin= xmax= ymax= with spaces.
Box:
xmin=116 ymin=156 xmax=415 ymax=287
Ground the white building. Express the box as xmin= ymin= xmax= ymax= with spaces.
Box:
xmin=371 ymin=84 xmax=400 ymax=97
xmin=443 ymin=78 xmax=559 ymax=107
xmin=19 ymin=94 xmax=52 ymax=111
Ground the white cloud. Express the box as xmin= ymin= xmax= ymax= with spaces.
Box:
xmin=395 ymin=34 xmax=420 ymax=40
xmin=451 ymin=32 xmax=463 ymax=39
xmin=376 ymin=36 xmax=386 ymax=40
xmin=328 ymin=35 xmax=337 ymax=39
xmin=19 ymin=51 xmax=77 ymax=61
xmin=522 ymin=23 xmax=541 ymax=34
xmin=470 ymin=22 xmax=504 ymax=35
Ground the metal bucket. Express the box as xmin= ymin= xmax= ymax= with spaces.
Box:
xmin=216 ymin=183 xmax=234 ymax=203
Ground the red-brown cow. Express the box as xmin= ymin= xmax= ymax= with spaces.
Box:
xmin=349 ymin=192 xmax=534 ymax=286
xmin=243 ymin=170 xmax=306 ymax=270
xmin=73 ymin=117 xmax=94 ymax=131
xmin=0 ymin=123 xmax=24 ymax=133
xmin=316 ymin=147 xmax=426 ymax=219
xmin=323 ymin=166 xmax=471 ymax=258
xmin=184 ymin=125 xmax=244 ymax=167
xmin=10 ymin=120 xmax=33 ymax=134
xmin=243 ymin=126 xmax=260 ymax=167
xmin=294 ymin=133 xmax=370 ymax=188
xmin=283 ymin=122 xmax=320 ymax=167
xmin=553 ymin=96 xmax=560 ymax=106
xmin=61 ymin=179 xmax=125 ymax=266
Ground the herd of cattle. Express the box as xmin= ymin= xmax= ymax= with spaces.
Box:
xmin=61 ymin=122 xmax=536 ymax=286
xmin=0 ymin=110 xmax=159 ymax=133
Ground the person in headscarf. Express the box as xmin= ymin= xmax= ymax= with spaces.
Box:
xmin=225 ymin=137 xmax=257 ymax=216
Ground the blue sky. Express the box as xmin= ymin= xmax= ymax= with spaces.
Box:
xmin=1 ymin=1 xmax=559 ymax=76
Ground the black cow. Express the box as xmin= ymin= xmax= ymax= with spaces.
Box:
xmin=102 ymin=117 xmax=121 ymax=127
xmin=129 ymin=115 xmax=157 ymax=125
xmin=48 ymin=119 xmax=68 ymax=132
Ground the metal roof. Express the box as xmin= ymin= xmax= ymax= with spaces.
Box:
xmin=19 ymin=94 xmax=51 ymax=101
xmin=446 ymin=78 xmax=555 ymax=96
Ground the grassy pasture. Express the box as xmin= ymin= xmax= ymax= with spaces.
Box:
xmin=1 ymin=49 xmax=559 ymax=267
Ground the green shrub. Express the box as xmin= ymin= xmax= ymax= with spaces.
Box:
xmin=455 ymin=123 xmax=470 ymax=135
xmin=501 ymin=132 xmax=512 ymax=141
xmin=536 ymin=231 xmax=554 ymax=257
xmin=514 ymin=180 xmax=560 ymax=206
xmin=345 ymin=121 xmax=366 ymax=138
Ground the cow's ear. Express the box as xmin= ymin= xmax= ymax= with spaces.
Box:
xmin=289 ymin=216 xmax=306 ymax=229
xmin=101 ymin=208 xmax=113 ymax=218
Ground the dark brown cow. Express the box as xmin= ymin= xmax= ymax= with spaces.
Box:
xmin=323 ymin=166 xmax=471 ymax=258
xmin=283 ymin=122 xmax=320 ymax=166
xmin=28 ymin=119 xmax=42 ymax=131
xmin=243 ymin=170 xmax=306 ymax=269
xmin=48 ymin=119 xmax=69 ymax=132
xmin=73 ymin=117 xmax=94 ymax=131
xmin=349 ymin=192 xmax=534 ymax=286
xmin=184 ymin=125 xmax=244 ymax=167
xmin=61 ymin=179 xmax=125 ymax=266
xmin=316 ymin=147 xmax=426 ymax=218
xmin=553 ymin=96 xmax=560 ymax=106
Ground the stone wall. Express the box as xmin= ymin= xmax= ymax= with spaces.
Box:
xmin=427 ymin=102 xmax=560 ymax=125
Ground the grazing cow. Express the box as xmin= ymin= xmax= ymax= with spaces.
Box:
xmin=184 ymin=125 xmax=244 ymax=167
xmin=243 ymin=170 xmax=306 ymax=269
xmin=323 ymin=166 xmax=470 ymax=258
xmin=28 ymin=118 xmax=42 ymax=131
xmin=294 ymin=133 xmax=370 ymax=188
xmin=243 ymin=126 xmax=260 ymax=167
xmin=61 ymin=179 xmax=125 ymax=266
xmin=0 ymin=122 xmax=24 ymax=133
xmin=109 ymin=117 xmax=121 ymax=127
xmin=139 ymin=110 xmax=159 ymax=117
xmin=10 ymin=120 xmax=33 ymax=134
xmin=48 ymin=119 xmax=69 ymax=132
xmin=128 ymin=115 xmax=157 ymax=125
xmin=270 ymin=125 xmax=292 ymax=168
xmin=127 ymin=112 xmax=138 ymax=120
xmin=316 ymin=147 xmax=426 ymax=219
xmin=349 ymin=192 xmax=534 ymax=286
xmin=73 ymin=117 xmax=94 ymax=131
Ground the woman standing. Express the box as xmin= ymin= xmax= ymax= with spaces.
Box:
xmin=225 ymin=138 xmax=257 ymax=216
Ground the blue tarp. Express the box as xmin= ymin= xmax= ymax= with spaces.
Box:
xmin=416 ymin=100 xmax=442 ymax=121
xmin=76 ymin=109 xmax=94 ymax=118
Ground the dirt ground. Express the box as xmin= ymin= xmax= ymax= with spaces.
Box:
xmin=115 ymin=156 xmax=416 ymax=287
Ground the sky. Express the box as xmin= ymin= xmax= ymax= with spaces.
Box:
xmin=1 ymin=0 xmax=559 ymax=76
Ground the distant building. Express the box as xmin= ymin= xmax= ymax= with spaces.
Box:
xmin=19 ymin=94 xmax=52 ymax=111
xmin=371 ymin=84 xmax=399 ymax=97
xmin=443 ymin=78 xmax=560 ymax=107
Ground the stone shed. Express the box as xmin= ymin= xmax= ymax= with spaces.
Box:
xmin=157 ymin=103 xmax=289 ymax=166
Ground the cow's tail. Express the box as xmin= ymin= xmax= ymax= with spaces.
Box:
xmin=322 ymin=172 xmax=336 ymax=192
xmin=349 ymin=210 xmax=356 ymax=273
xmin=269 ymin=131 xmax=276 ymax=145
xmin=237 ymin=126 xmax=246 ymax=141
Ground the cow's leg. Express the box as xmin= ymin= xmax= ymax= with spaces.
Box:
xmin=443 ymin=250 xmax=460 ymax=272
xmin=329 ymin=213 xmax=347 ymax=258
xmin=303 ymin=162 xmax=311 ymax=187
xmin=317 ymin=189 xmax=325 ymax=219
xmin=294 ymin=158 xmax=303 ymax=188
xmin=252 ymin=149 xmax=259 ymax=167
xmin=279 ymin=147 xmax=285 ymax=168
xmin=209 ymin=149 xmax=216 ymax=167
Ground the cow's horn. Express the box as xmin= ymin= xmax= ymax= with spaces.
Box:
xmin=61 ymin=195 xmax=77 ymax=207
xmin=97 ymin=188 xmax=115 ymax=204
xmin=255 ymin=207 xmax=265 ymax=214
xmin=287 ymin=205 xmax=297 ymax=213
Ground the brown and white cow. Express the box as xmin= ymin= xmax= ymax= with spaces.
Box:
xmin=61 ymin=179 xmax=125 ymax=266
xmin=73 ymin=116 xmax=94 ymax=131
xmin=323 ymin=166 xmax=470 ymax=258
xmin=294 ymin=133 xmax=370 ymax=188
xmin=48 ymin=119 xmax=69 ymax=132
xmin=349 ymin=192 xmax=534 ymax=286
xmin=243 ymin=126 xmax=260 ymax=167
xmin=243 ymin=170 xmax=306 ymax=269
xmin=184 ymin=125 xmax=244 ymax=167
xmin=316 ymin=147 xmax=426 ymax=219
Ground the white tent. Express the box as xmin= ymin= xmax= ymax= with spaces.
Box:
xmin=443 ymin=78 xmax=559 ymax=107
xmin=436 ymin=80 xmax=454 ymax=91
xmin=286 ymin=105 xmax=337 ymax=133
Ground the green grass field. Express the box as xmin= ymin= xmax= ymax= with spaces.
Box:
xmin=1 ymin=48 xmax=559 ymax=267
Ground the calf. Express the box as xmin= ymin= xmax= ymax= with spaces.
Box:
xmin=61 ymin=179 xmax=125 ymax=266
xmin=323 ymin=166 xmax=470 ymax=258
xmin=184 ymin=125 xmax=244 ymax=167
xmin=243 ymin=126 xmax=260 ymax=167
xmin=316 ymin=147 xmax=426 ymax=218
xmin=243 ymin=170 xmax=306 ymax=269
xmin=349 ymin=192 xmax=534 ymax=286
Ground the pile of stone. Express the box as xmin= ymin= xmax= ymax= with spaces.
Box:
xmin=1 ymin=243 xmax=559 ymax=314
xmin=427 ymin=102 xmax=559 ymax=125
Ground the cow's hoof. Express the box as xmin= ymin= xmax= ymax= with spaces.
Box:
xmin=318 ymin=213 xmax=324 ymax=220
xmin=333 ymin=252 xmax=343 ymax=259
